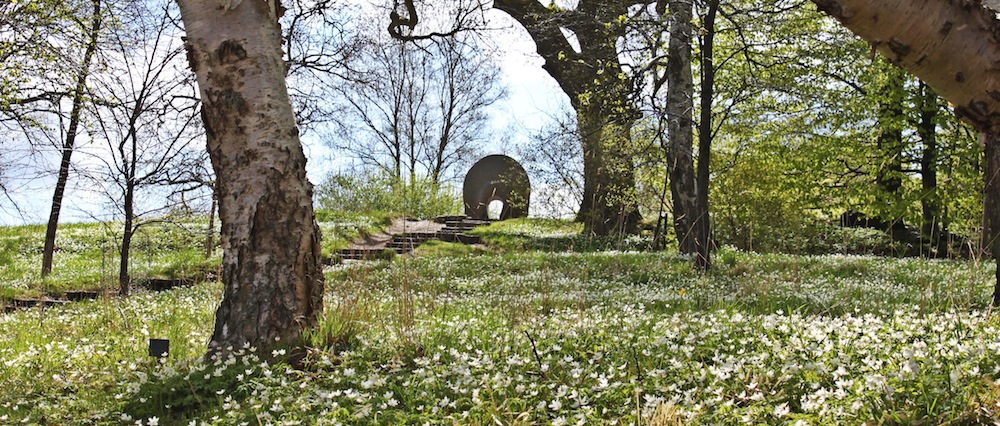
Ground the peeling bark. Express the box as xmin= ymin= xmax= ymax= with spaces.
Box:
xmin=175 ymin=0 xmax=323 ymax=354
xmin=811 ymin=0 xmax=1000 ymax=131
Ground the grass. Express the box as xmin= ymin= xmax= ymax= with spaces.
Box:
xmin=315 ymin=209 xmax=395 ymax=257
xmin=0 ymin=211 xmax=394 ymax=300
xmin=0 ymin=221 xmax=219 ymax=299
xmin=2 ymin=216 xmax=1000 ymax=424
xmin=469 ymin=218 xmax=652 ymax=253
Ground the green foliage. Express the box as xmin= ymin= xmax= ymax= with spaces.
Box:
xmin=315 ymin=170 xmax=461 ymax=220
xmin=679 ymin=2 xmax=985 ymax=254
xmin=123 ymin=347 xmax=263 ymax=423
xmin=0 ymin=213 xmax=385 ymax=300
xmin=0 ymin=283 xmax=221 ymax=424
xmin=0 ymin=0 xmax=75 ymax=114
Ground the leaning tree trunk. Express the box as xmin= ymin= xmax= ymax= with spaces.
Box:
xmin=811 ymin=0 xmax=1000 ymax=127
xmin=666 ymin=0 xmax=700 ymax=256
xmin=812 ymin=0 xmax=1000 ymax=303
xmin=175 ymin=0 xmax=324 ymax=354
xmin=41 ymin=0 xmax=101 ymax=277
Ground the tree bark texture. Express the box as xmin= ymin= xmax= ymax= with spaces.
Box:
xmin=666 ymin=0 xmax=700 ymax=255
xmin=42 ymin=0 xmax=101 ymax=277
xmin=693 ymin=0 xmax=719 ymax=269
xmin=493 ymin=0 xmax=641 ymax=235
xmin=813 ymin=0 xmax=1000 ymax=302
xmin=985 ymin=131 xmax=1000 ymax=305
xmin=175 ymin=0 xmax=324 ymax=353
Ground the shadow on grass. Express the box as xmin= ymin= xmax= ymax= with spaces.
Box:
xmin=473 ymin=232 xmax=653 ymax=253
xmin=123 ymin=371 xmax=232 ymax=423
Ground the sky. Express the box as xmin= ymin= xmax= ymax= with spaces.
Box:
xmin=0 ymin=7 xmax=571 ymax=226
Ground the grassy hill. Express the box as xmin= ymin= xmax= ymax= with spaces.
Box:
xmin=1 ymin=216 xmax=999 ymax=424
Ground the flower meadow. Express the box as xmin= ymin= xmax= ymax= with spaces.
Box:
xmin=2 ymin=218 xmax=1000 ymax=424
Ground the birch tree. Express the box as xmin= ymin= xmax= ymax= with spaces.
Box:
xmin=174 ymin=0 xmax=324 ymax=354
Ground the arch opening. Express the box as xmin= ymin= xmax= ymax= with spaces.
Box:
xmin=487 ymin=199 xmax=504 ymax=220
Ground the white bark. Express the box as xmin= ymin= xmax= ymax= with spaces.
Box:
xmin=175 ymin=0 xmax=323 ymax=353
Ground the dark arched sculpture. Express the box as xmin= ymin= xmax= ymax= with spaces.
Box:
xmin=463 ymin=155 xmax=530 ymax=220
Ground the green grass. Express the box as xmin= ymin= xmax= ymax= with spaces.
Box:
xmin=315 ymin=209 xmax=395 ymax=257
xmin=469 ymin=218 xmax=652 ymax=252
xmin=0 ymin=221 xmax=218 ymax=299
xmin=0 ymin=212 xmax=392 ymax=300
xmin=2 ymin=216 xmax=1000 ymax=424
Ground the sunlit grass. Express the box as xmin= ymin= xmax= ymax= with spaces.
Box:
xmin=0 ymin=221 xmax=217 ymax=298
xmin=0 ymin=212 xmax=392 ymax=299
xmin=315 ymin=209 xmax=395 ymax=257
xmin=1 ymin=217 xmax=999 ymax=424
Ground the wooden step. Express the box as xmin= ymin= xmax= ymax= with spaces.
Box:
xmin=335 ymin=248 xmax=398 ymax=261
xmin=11 ymin=298 xmax=69 ymax=309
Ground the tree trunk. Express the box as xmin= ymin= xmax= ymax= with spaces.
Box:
xmin=811 ymin=0 xmax=1000 ymax=129
xmin=917 ymin=81 xmax=944 ymax=254
xmin=119 ymin=224 xmax=133 ymax=296
xmin=119 ymin=173 xmax=135 ymax=296
xmin=985 ymin=131 xmax=1000 ymax=305
xmin=175 ymin=0 xmax=324 ymax=354
xmin=575 ymin=104 xmax=641 ymax=235
xmin=205 ymin=190 xmax=216 ymax=258
xmin=693 ymin=0 xmax=719 ymax=269
xmin=874 ymin=67 xmax=905 ymax=201
xmin=41 ymin=0 xmax=101 ymax=277
xmin=492 ymin=0 xmax=641 ymax=235
xmin=666 ymin=0 xmax=699 ymax=255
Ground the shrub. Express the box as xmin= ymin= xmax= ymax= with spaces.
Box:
xmin=315 ymin=170 xmax=461 ymax=219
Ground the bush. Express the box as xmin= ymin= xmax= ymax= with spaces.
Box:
xmin=315 ymin=171 xmax=461 ymax=219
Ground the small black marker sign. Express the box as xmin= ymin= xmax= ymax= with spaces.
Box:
xmin=149 ymin=338 xmax=169 ymax=358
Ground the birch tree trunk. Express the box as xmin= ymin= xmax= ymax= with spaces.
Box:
xmin=813 ymin=0 xmax=1000 ymax=302
xmin=175 ymin=0 xmax=324 ymax=354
